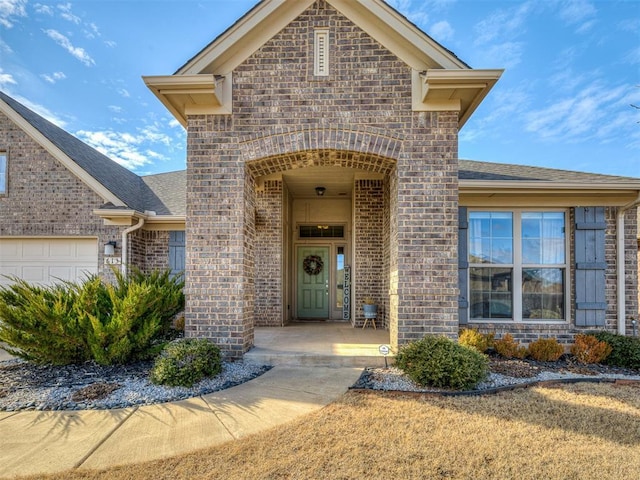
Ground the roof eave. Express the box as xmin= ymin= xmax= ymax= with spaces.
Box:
xmin=412 ymin=69 xmax=504 ymax=128
xmin=142 ymin=74 xmax=230 ymax=126
xmin=177 ymin=0 xmax=468 ymax=76
xmin=460 ymin=180 xmax=640 ymax=191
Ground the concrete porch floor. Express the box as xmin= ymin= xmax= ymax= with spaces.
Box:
xmin=244 ymin=321 xmax=391 ymax=367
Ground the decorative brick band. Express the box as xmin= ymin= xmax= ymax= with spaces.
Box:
xmin=240 ymin=126 xmax=402 ymax=176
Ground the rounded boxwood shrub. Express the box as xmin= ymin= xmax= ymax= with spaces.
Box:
xmin=150 ymin=338 xmax=222 ymax=387
xmin=590 ymin=331 xmax=640 ymax=370
xmin=527 ymin=337 xmax=564 ymax=362
xmin=395 ymin=335 xmax=489 ymax=390
xmin=458 ymin=328 xmax=494 ymax=353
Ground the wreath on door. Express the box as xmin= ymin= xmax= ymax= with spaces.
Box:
xmin=303 ymin=255 xmax=324 ymax=276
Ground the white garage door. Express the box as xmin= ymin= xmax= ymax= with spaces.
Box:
xmin=0 ymin=238 xmax=98 ymax=287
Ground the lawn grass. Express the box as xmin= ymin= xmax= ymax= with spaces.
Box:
xmin=18 ymin=382 xmax=640 ymax=480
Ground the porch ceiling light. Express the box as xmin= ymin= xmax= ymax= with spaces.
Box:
xmin=315 ymin=186 xmax=326 ymax=196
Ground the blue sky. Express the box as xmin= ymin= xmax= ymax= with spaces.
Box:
xmin=1 ymin=0 xmax=639 ymax=177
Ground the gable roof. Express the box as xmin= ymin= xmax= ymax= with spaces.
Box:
xmin=176 ymin=0 xmax=468 ymax=76
xmin=0 ymin=91 xmax=183 ymax=216
xmin=144 ymin=0 xmax=502 ymax=128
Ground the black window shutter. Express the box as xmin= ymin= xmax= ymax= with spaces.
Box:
xmin=169 ymin=231 xmax=186 ymax=278
xmin=458 ymin=207 xmax=469 ymax=325
xmin=574 ymin=207 xmax=606 ymax=326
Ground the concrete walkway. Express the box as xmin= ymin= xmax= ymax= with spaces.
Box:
xmin=0 ymin=365 xmax=362 ymax=478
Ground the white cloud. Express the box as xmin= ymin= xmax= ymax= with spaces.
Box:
xmin=84 ymin=22 xmax=100 ymax=39
xmin=75 ymin=125 xmax=177 ymax=171
xmin=524 ymin=81 xmax=629 ymax=143
xmin=557 ymin=0 xmax=597 ymax=32
xmin=118 ymin=88 xmax=130 ymax=98
xmin=34 ymin=3 xmax=53 ymax=15
xmin=624 ymin=46 xmax=640 ymax=66
xmin=13 ymin=95 xmax=68 ymax=128
xmin=0 ymin=68 xmax=17 ymax=87
xmin=57 ymin=2 xmax=80 ymax=24
xmin=43 ymin=29 xmax=95 ymax=66
xmin=108 ymin=105 xmax=123 ymax=113
xmin=168 ymin=119 xmax=181 ymax=128
xmin=0 ymin=0 xmax=27 ymax=28
xmin=104 ymin=40 xmax=117 ymax=48
xmin=460 ymin=86 xmax=532 ymax=143
xmin=429 ymin=21 xmax=454 ymax=42
xmin=0 ymin=38 xmax=12 ymax=53
xmin=41 ymin=71 xmax=66 ymax=84
xmin=474 ymin=2 xmax=533 ymax=46
xmin=483 ymin=42 xmax=524 ymax=69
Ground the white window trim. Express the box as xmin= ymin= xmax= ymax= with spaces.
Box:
xmin=314 ymin=29 xmax=330 ymax=77
xmin=468 ymin=208 xmax=570 ymax=324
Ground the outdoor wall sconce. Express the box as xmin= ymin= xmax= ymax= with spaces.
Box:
xmin=315 ymin=186 xmax=326 ymax=196
xmin=104 ymin=241 xmax=117 ymax=256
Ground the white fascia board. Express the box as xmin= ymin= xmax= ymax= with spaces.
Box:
xmin=178 ymin=0 xmax=314 ymax=75
xmin=413 ymin=69 xmax=503 ymax=127
xmin=329 ymin=0 xmax=467 ymax=70
xmin=460 ymin=180 xmax=640 ymax=191
xmin=93 ymin=208 xmax=185 ymax=227
xmin=143 ymin=74 xmax=228 ymax=126
xmin=178 ymin=0 xmax=467 ymax=76
xmin=0 ymin=98 xmax=125 ymax=207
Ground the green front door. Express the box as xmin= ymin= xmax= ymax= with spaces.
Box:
xmin=297 ymin=246 xmax=329 ymax=319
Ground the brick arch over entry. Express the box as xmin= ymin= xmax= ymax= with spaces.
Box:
xmin=239 ymin=125 xmax=402 ymax=174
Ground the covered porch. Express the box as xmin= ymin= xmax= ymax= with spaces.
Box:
xmin=245 ymin=322 xmax=391 ymax=367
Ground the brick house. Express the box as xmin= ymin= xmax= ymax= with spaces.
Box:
xmin=1 ymin=0 xmax=639 ymax=359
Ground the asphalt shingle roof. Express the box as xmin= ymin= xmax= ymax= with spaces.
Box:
xmin=459 ymin=159 xmax=640 ymax=184
xmin=141 ymin=170 xmax=186 ymax=216
xmin=0 ymin=91 xmax=183 ymax=215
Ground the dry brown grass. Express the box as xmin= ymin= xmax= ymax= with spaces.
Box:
xmin=17 ymin=382 xmax=640 ymax=480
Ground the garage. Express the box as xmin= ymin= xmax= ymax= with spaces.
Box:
xmin=0 ymin=238 xmax=98 ymax=287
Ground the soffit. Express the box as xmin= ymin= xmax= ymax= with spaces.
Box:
xmin=266 ymin=166 xmax=383 ymax=199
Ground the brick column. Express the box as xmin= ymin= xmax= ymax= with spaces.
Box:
xmin=254 ymin=180 xmax=282 ymax=326
xmin=185 ymin=116 xmax=255 ymax=359
xmin=393 ymin=111 xmax=459 ymax=349
xmin=354 ymin=179 xmax=385 ymax=327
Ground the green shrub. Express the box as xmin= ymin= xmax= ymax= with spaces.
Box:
xmin=0 ymin=268 xmax=184 ymax=365
xmin=150 ymin=338 xmax=222 ymax=387
xmin=590 ymin=331 xmax=640 ymax=370
xmin=459 ymin=328 xmax=494 ymax=353
xmin=527 ymin=338 xmax=564 ymax=362
xmin=84 ymin=269 xmax=184 ymax=365
xmin=395 ymin=336 xmax=489 ymax=390
xmin=0 ymin=277 xmax=92 ymax=364
xmin=494 ymin=334 xmax=527 ymax=359
xmin=570 ymin=334 xmax=612 ymax=364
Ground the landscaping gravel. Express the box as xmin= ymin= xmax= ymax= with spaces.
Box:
xmin=353 ymin=357 xmax=640 ymax=394
xmin=0 ymin=358 xmax=271 ymax=411
xmin=2 ymin=355 xmax=639 ymax=411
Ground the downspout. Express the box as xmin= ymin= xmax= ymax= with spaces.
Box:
xmin=617 ymin=191 xmax=640 ymax=335
xmin=121 ymin=217 xmax=145 ymax=277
